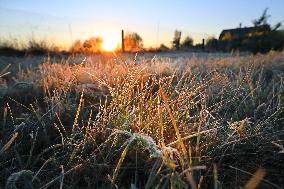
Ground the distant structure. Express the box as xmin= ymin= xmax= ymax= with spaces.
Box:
xmin=219 ymin=24 xmax=271 ymax=41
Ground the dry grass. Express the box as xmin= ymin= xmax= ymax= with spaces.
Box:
xmin=0 ymin=51 xmax=284 ymax=188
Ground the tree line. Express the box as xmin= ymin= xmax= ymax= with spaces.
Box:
xmin=69 ymin=8 xmax=283 ymax=54
xmin=69 ymin=32 xmax=143 ymax=54
xmin=0 ymin=9 xmax=283 ymax=55
xmin=165 ymin=9 xmax=284 ymax=54
xmin=207 ymin=8 xmax=284 ymax=54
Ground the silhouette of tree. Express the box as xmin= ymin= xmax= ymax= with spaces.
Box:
xmin=172 ymin=30 xmax=182 ymax=50
xmin=252 ymin=8 xmax=282 ymax=31
xmin=252 ymin=8 xmax=270 ymax=27
xmin=247 ymin=8 xmax=284 ymax=53
xmin=158 ymin=43 xmax=170 ymax=51
xmin=124 ymin=32 xmax=143 ymax=52
xmin=181 ymin=36 xmax=193 ymax=49
xmin=70 ymin=40 xmax=83 ymax=54
xmin=272 ymin=22 xmax=282 ymax=31
xmin=206 ymin=37 xmax=218 ymax=50
xmin=83 ymin=37 xmax=103 ymax=53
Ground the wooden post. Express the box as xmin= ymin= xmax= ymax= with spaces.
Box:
xmin=178 ymin=31 xmax=182 ymax=50
xmin=121 ymin=30 xmax=125 ymax=53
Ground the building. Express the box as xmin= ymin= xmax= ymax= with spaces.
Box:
xmin=219 ymin=24 xmax=271 ymax=41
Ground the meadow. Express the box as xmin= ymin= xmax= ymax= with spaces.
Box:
xmin=0 ymin=51 xmax=283 ymax=189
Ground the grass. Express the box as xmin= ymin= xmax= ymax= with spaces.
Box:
xmin=0 ymin=51 xmax=284 ymax=188
xmin=0 ymin=38 xmax=64 ymax=56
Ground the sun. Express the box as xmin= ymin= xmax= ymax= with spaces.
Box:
xmin=102 ymin=37 xmax=118 ymax=52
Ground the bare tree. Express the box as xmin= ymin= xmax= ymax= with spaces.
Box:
xmin=172 ymin=30 xmax=182 ymax=50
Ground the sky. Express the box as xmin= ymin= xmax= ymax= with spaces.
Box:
xmin=0 ymin=0 xmax=284 ymax=49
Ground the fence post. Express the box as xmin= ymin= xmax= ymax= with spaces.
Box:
xmin=121 ymin=30 xmax=125 ymax=53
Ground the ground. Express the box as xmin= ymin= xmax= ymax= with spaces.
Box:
xmin=0 ymin=51 xmax=284 ymax=189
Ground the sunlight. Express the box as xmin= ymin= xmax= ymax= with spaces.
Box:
xmin=102 ymin=37 xmax=118 ymax=51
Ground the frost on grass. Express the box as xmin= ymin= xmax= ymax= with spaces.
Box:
xmin=112 ymin=129 xmax=161 ymax=158
xmin=1 ymin=52 xmax=284 ymax=188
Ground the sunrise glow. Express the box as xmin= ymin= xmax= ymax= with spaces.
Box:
xmin=102 ymin=37 xmax=118 ymax=51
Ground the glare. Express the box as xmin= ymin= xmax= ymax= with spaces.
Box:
xmin=102 ymin=37 xmax=118 ymax=51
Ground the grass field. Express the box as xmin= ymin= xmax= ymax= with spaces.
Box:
xmin=0 ymin=51 xmax=284 ymax=189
